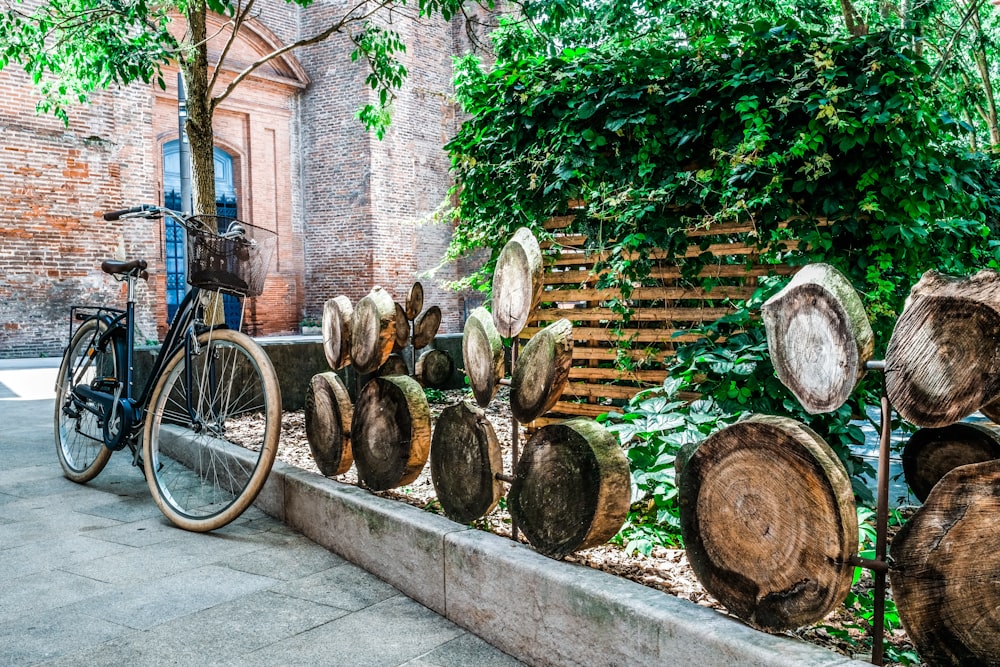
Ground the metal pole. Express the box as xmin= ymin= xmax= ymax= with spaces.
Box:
xmin=871 ymin=388 xmax=891 ymax=666
xmin=510 ymin=337 xmax=520 ymax=543
xmin=177 ymin=72 xmax=192 ymax=215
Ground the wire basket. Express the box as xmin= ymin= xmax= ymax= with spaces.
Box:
xmin=185 ymin=217 xmax=277 ymax=297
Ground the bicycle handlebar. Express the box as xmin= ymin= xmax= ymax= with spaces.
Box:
xmin=103 ymin=204 xmax=158 ymax=221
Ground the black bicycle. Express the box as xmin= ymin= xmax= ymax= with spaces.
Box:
xmin=54 ymin=205 xmax=282 ymax=531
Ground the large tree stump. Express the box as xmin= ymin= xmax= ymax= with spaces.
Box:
xmin=510 ymin=318 xmax=573 ymax=424
xmin=678 ymin=415 xmax=858 ymax=631
xmin=462 ymin=306 xmax=505 ymax=408
xmin=761 ymin=263 xmax=873 ymax=414
xmin=321 ymin=296 xmax=353 ymax=370
xmin=405 ymin=281 xmax=424 ymax=321
xmin=392 ymin=302 xmax=410 ymax=352
xmin=350 ymin=375 xmax=430 ymax=491
xmin=901 ymin=423 xmax=1000 ymax=503
xmin=413 ymin=306 xmax=442 ymax=350
xmin=416 ymin=349 xmax=453 ymax=389
xmin=891 ymin=458 xmax=1000 ymax=666
xmin=508 ymin=418 xmax=630 ymax=559
xmin=350 ymin=287 xmax=397 ymax=374
xmin=492 ymin=227 xmax=544 ymax=338
xmin=885 ymin=270 xmax=1000 ymax=427
xmin=304 ymin=372 xmax=353 ymax=476
xmin=430 ymin=401 xmax=504 ymax=524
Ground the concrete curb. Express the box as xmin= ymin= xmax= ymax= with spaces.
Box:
xmin=254 ymin=460 xmax=868 ymax=667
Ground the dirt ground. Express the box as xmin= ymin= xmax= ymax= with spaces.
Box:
xmin=273 ymin=386 xmax=920 ymax=666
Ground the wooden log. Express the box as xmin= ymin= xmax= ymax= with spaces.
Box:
xmin=761 ymin=263 xmax=873 ymax=414
xmin=350 ymin=287 xmax=397 ymax=374
xmin=377 ymin=354 xmax=409 ymax=377
xmin=413 ymin=306 xmax=441 ymax=350
xmin=510 ymin=318 xmax=574 ymax=424
xmin=430 ymin=401 xmax=504 ymax=523
xmin=493 ymin=227 xmax=544 ymax=338
xmin=462 ymin=307 xmax=505 ymax=409
xmin=980 ymin=397 xmax=1000 ymax=424
xmin=416 ymin=349 xmax=454 ymax=389
xmin=890 ymin=458 xmax=1000 ymax=666
xmin=350 ymin=375 xmax=430 ymax=491
xmin=321 ymin=296 xmax=353 ymax=370
xmin=304 ymin=372 xmax=353 ymax=476
xmin=678 ymin=415 xmax=858 ymax=631
xmin=508 ymin=418 xmax=630 ymax=559
xmin=405 ymin=281 xmax=424 ymax=321
xmin=886 ymin=270 xmax=1000 ymax=427
xmin=901 ymin=423 xmax=1000 ymax=503
xmin=392 ymin=302 xmax=410 ymax=352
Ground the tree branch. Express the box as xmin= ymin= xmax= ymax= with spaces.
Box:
xmin=932 ymin=0 xmax=985 ymax=78
xmin=209 ymin=0 xmax=256 ymax=97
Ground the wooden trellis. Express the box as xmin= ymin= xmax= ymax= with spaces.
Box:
xmin=521 ymin=212 xmax=797 ymax=427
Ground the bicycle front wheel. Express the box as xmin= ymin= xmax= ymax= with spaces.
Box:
xmin=54 ymin=317 xmax=115 ymax=482
xmin=143 ymin=328 xmax=281 ymax=531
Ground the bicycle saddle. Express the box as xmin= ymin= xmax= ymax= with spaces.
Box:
xmin=101 ymin=259 xmax=148 ymax=279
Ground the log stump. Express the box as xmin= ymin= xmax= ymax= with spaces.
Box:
xmin=901 ymin=423 xmax=1000 ymax=503
xmin=891 ymin=458 xmax=1000 ymax=666
xmin=508 ymin=418 xmax=630 ymax=559
xmin=761 ymin=263 xmax=873 ymax=414
xmin=416 ymin=349 xmax=453 ymax=389
xmin=304 ymin=372 xmax=353 ymax=476
xmin=413 ymin=306 xmax=442 ymax=350
xmin=377 ymin=354 xmax=410 ymax=378
xmin=886 ymin=270 xmax=1000 ymax=427
xmin=430 ymin=401 xmax=504 ymax=524
xmin=678 ymin=415 xmax=858 ymax=631
xmin=350 ymin=287 xmax=397 ymax=375
xmin=393 ymin=302 xmax=410 ymax=352
xmin=510 ymin=318 xmax=573 ymax=424
xmin=405 ymin=281 xmax=424 ymax=321
xmin=462 ymin=306 xmax=505 ymax=408
xmin=350 ymin=375 xmax=430 ymax=491
xmin=492 ymin=227 xmax=544 ymax=339
xmin=321 ymin=296 xmax=353 ymax=370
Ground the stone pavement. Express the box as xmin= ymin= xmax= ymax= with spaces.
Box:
xmin=0 ymin=359 xmax=524 ymax=667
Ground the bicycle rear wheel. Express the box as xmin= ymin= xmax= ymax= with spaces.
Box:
xmin=54 ymin=318 xmax=115 ymax=482
xmin=143 ymin=328 xmax=281 ymax=531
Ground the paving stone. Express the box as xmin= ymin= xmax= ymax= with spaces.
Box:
xmin=272 ymin=562 xmax=400 ymax=611
xmin=402 ymin=633 xmax=526 ymax=667
xmin=223 ymin=534 xmax=346 ymax=581
xmin=0 ymin=533 xmax=131 ymax=580
xmin=0 ymin=569 xmax=117 ymax=624
xmin=0 ymin=608 xmax=129 ymax=665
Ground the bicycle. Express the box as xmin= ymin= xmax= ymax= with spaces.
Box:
xmin=53 ymin=204 xmax=282 ymax=532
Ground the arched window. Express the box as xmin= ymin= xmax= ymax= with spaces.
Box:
xmin=162 ymin=141 xmax=240 ymax=327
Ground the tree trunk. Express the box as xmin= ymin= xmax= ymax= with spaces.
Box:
xmin=761 ymin=263 xmax=874 ymax=414
xmin=351 ymin=375 xmax=430 ymax=491
xmin=901 ymin=422 xmax=1000 ymax=503
xmin=510 ymin=318 xmax=574 ymax=424
xmin=304 ymin=372 xmax=353 ymax=476
xmin=508 ymin=418 xmax=630 ymax=559
xmin=678 ymin=415 xmax=858 ymax=631
xmin=350 ymin=287 xmax=397 ymax=374
xmin=322 ymin=295 xmax=354 ymax=370
xmin=180 ymin=2 xmax=217 ymax=217
xmin=885 ymin=270 xmax=1000 ymax=427
xmin=462 ymin=306 xmax=505 ymax=408
xmin=492 ymin=227 xmax=544 ymax=339
xmin=430 ymin=401 xmax=504 ymax=524
xmin=890 ymin=458 xmax=1000 ymax=666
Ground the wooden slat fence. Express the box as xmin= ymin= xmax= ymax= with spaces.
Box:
xmin=522 ymin=213 xmax=797 ymax=427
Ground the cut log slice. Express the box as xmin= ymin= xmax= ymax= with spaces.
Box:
xmin=350 ymin=375 xmax=430 ymax=491
xmin=901 ymin=423 xmax=1000 ymax=503
xmin=508 ymin=418 xmax=630 ymax=559
xmin=462 ymin=307 xmax=505 ymax=408
xmin=886 ymin=270 xmax=1000 ymax=427
xmin=891 ymin=459 xmax=1000 ymax=666
xmin=321 ymin=296 xmax=353 ymax=370
xmin=980 ymin=398 xmax=1000 ymax=424
xmin=416 ymin=349 xmax=454 ymax=389
xmin=413 ymin=306 xmax=441 ymax=350
xmin=350 ymin=287 xmax=397 ymax=374
xmin=377 ymin=353 xmax=410 ymax=377
xmin=304 ymin=372 xmax=353 ymax=476
xmin=761 ymin=263 xmax=873 ymax=414
xmin=405 ymin=282 xmax=424 ymax=321
xmin=430 ymin=401 xmax=504 ymax=524
xmin=393 ymin=302 xmax=410 ymax=352
xmin=678 ymin=415 xmax=858 ymax=631
xmin=510 ymin=318 xmax=573 ymax=424
xmin=492 ymin=227 xmax=544 ymax=339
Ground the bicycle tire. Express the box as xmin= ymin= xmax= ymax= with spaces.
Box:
xmin=54 ymin=318 xmax=115 ymax=482
xmin=142 ymin=328 xmax=280 ymax=531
